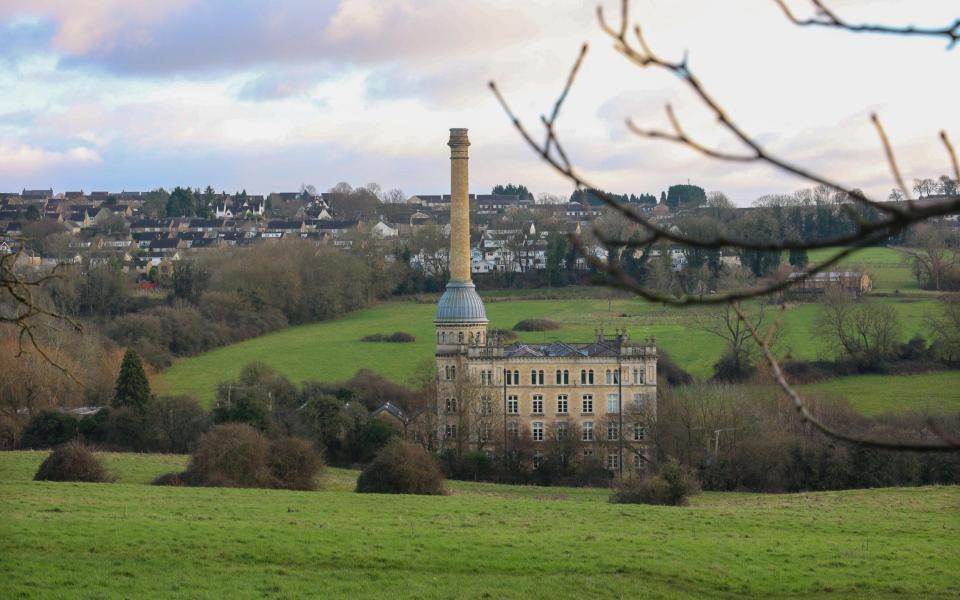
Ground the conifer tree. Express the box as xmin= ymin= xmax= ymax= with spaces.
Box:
xmin=113 ymin=349 xmax=151 ymax=411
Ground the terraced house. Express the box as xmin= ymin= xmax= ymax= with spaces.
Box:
xmin=435 ymin=128 xmax=657 ymax=473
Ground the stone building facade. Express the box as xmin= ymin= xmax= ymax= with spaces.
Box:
xmin=435 ymin=128 xmax=657 ymax=473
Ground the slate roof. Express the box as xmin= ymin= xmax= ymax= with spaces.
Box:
xmin=502 ymin=340 xmax=623 ymax=358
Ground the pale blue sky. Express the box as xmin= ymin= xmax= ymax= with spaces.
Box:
xmin=0 ymin=0 xmax=956 ymax=204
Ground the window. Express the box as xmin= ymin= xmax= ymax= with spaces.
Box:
xmin=633 ymin=392 xmax=651 ymax=412
xmin=506 ymin=370 xmax=520 ymax=386
xmin=634 ymin=452 xmax=645 ymax=469
xmin=583 ymin=448 xmax=595 ymax=458
xmin=507 ymin=421 xmax=519 ymax=438
xmin=532 ymin=395 xmax=544 ymax=415
xmin=445 ymin=424 xmax=457 ymax=439
xmin=507 ymin=395 xmax=519 ymax=415
xmin=533 ymin=450 xmax=544 ymax=469
xmin=607 ymin=394 xmax=620 ymax=414
xmin=445 ymin=397 xmax=457 ymax=413
xmin=633 ymin=367 xmax=644 ymax=384
xmin=581 ymin=394 xmax=593 ymax=414
xmin=555 ymin=370 xmax=562 ymax=385
xmin=458 ymin=332 xmax=464 ymax=344
xmin=480 ymin=422 xmax=491 ymax=443
xmin=532 ymin=421 xmax=544 ymax=442
xmin=605 ymin=369 xmax=619 ymax=385
xmin=480 ymin=370 xmax=493 ymax=386
xmin=607 ymin=423 xmax=620 ymax=440
xmin=556 ymin=395 xmax=568 ymax=415
xmin=480 ymin=395 xmax=492 ymax=415
xmin=607 ymin=452 xmax=620 ymax=470
xmin=562 ymin=370 xmax=569 ymax=384
xmin=556 ymin=422 xmax=569 ymax=440
xmin=582 ymin=421 xmax=594 ymax=441
xmin=531 ymin=370 xmax=544 ymax=385
xmin=633 ymin=424 xmax=647 ymax=441
xmin=588 ymin=369 xmax=594 ymax=384
xmin=555 ymin=369 xmax=569 ymax=385
xmin=580 ymin=369 xmax=587 ymax=384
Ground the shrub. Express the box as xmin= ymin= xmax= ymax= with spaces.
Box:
xmin=186 ymin=423 xmax=272 ymax=488
xmin=21 ymin=412 xmax=79 ymax=449
xmin=488 ymin=328 xmax=518 ymax=342
xmin=656 ymin=351 xmax=694 ymax=386
xmin=512 ymin=319 xmax=560 ymax=332
xmin=0 ymin=416 xmax=24 ymax=450
xmin=356 ymin=439 xmax=445 ymax=495
xmin=151 ymin=472 xmax=186 ymax=486
xmin=611 ymin=459 xmax=700 ymax=506
xmin=34 ymin=442 xmax=113 ymax=483
xmin=102 ymin=406 xmax=151 ymax=451
xmin=361 ymin=332 xmax=415 ymax=343
xmin=152 ymin=395 xmax=209 ymax=453
xmin=268 ymin=437 xmax=324 ymax=491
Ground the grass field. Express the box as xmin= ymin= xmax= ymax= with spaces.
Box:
xmin=156 ymin=295 xmax=941 ymax=406
xmin=1 ymin=451 xmax=957 ymax=599
xmin=800 ymin=371 xmax=960 ymax=415
xmin=807 ymin=246 xmax=918 ymax=293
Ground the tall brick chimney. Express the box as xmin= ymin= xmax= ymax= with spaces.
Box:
xmin=448 ymin=128 xmax=471 ymax=283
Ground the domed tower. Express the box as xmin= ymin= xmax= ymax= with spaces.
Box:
xmin=435 ymin=128 xmax=487 ymax=354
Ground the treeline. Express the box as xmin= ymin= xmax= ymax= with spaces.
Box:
xmin=656 ymin=384 xmax=960 ymax=492
xmin=40 ymin=240 xmax=397 ymax=368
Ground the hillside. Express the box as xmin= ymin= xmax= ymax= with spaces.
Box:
xmin=1 ymin=451 xmax=957 ymax=598
xmin=156 ymin=295 xmax=944 ymax=407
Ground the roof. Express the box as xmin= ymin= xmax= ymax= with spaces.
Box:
xmin=502 ymin=340 xmax=624 ymax=358
xmin=436 ymin=281 xmax=488 ymax=324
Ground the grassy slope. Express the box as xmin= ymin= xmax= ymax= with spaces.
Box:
xmin=1 ymin=451 xmax=957 ymax=599
xmin=800 ymin=371 xmax=960 ymax=415
xmin=157 ymin=296 xmax=939 ymax=407
xmin=807 ymin=246 xmax=918 ymax=292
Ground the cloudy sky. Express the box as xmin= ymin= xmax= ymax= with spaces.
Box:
xmin=0 ymin=0 xmax=956 ymax=204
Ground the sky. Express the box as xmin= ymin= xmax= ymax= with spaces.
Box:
xmin=0 ymin=0 xmax=957 ymax=205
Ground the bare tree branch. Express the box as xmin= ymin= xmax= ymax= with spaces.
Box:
xmin=775 ymin=0 xmax=960 ymax=48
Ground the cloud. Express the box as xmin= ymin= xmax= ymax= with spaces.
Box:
xmin=0 ymin=143 xmax=100 ymax=177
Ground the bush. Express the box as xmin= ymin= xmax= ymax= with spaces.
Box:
xmin=0 ymin=416 xmax=24 ymax=450
xmin=512 ymin=319 xmax=560 ymax=332
xmin=610 ymin=459 xmax=700 ymax=506
xmin=356 ymin=439 xmax=445 ymax=495
xmin=361 ymin=332 xmax=416 ymax=343
xmin=102 ymin=406 xmax=151 ymax=451
xmin=186 ymin=423 xmax=272 ymax=488
xmin=34 ymin=442 xmax=113 ymax=483
xmin=152 ymin=395 xmax=209 ymax=453
xmin=657 ymin=351 xmax=694 ymax=386
xmin=151 ymin=472 xmax=186 ymax=486
xmin=268 ymin=437 xmax=324 ymax=491
xmin=21 ymin=412 xmax=79 ymax=449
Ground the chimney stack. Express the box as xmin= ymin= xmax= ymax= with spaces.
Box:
xmin=448 ymin=128 xmax=471 ymax=283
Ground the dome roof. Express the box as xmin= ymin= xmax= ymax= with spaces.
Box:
xmin=436 ymin=281 xmax=487 ymax=324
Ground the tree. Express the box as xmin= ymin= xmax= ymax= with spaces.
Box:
xmin=113 ymin=349 xmax=151 ymax=411
xmin=664 ymin=184 xmax=706 ymax=210
xmin=904 ymin=223 xmax=958 ymax=291
xmin=172 ymin=261 xmax=209 ymax=304
xmin=926 ymin=294 xmax=960 ymax=365
xmin=815 ymin=290 xmax=902 ymax=365
xmin=329 ymin=182 xmax=353 ymax=194
xmin=788 ymin=248 xmax=809 ymax=269
xmin=938 ymin=175 xmax=958 ymax=196
xmin=24 ymin=205 xmax=41 ymax=221
xmin=545 ymin=230 xmax=570 ymax=286
xmin=384 ymin=188 xmax=406 ymax=203
xmin=166 ymin=186 xmax=196 ymax=217
xmin=696 ymin=302 xmax=779 ymax=381
xmin=492 ymin=183 xmax=532 ymax=199
xmin=142 ymin=188 xmax=170 ymax=219
xmin=887 ymin=188 xmax=905 ymax=202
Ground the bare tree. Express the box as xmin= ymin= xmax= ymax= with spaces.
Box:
xmin=814 ymin=289 xmax=902 ymax=365
xmin=490 ymin=0 xmax=960 ymax=450
xmin=903 ymin=223 xmax=958 ymax=291
xmin=696 ymin=302 xmax=781 ymax=381
xmin=384 ymin=188 xmax=406 ymax=204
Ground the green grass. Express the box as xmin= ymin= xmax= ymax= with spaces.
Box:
xmin=157 ymin=295 xmax=941 ymax=406
xmin=801 ymin=371 xmax=960 ymax=415
xmin=807 ymin=246 xmax=919 ymax=292
xmin=1 ymin=451 xmax=957 ymax=599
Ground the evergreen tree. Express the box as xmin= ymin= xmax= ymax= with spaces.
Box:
xmin=788 ymin=248 xmax=809 ymax=269
xmin=113 ymin=350 xmax=151 ymax=411
xmin=492 ymin=183 xmax=532 ymax=200
xmin=166 ymin=186 xmax=196 ymax=217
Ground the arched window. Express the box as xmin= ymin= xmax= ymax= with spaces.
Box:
xmin=458 ymin=332 xmax=464 ymax=344
xmin=588 ymin=370 xmax=594 ymax=384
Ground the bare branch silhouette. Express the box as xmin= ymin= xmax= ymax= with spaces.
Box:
xmin=775 ymin=0 xmax=960 ymax=47
xmin=490 ymin=0 xmax=960 ymax=450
